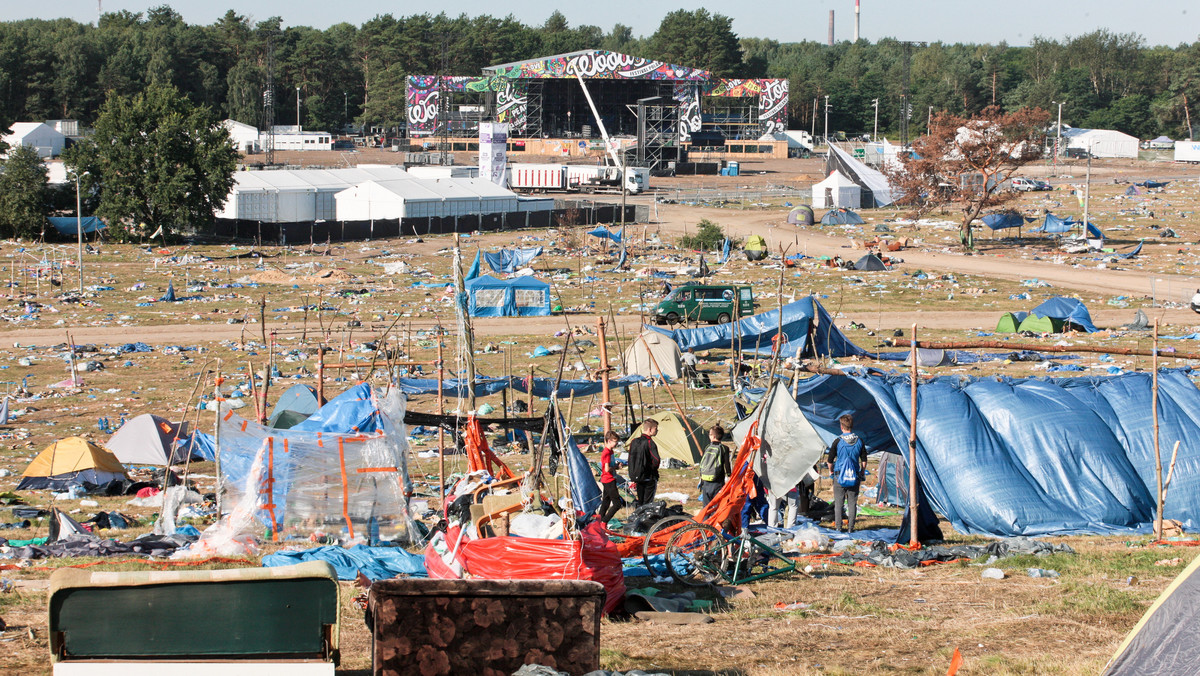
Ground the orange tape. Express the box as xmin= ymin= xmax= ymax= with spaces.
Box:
xmin=338 ymin=437 xmax=354 ymax=539
xmin=355 ymin=467 xmax=398 ymax=474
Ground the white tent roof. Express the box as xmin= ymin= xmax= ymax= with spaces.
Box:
xmin=815 ymin=170 xmax=860 ymax=189
xmin=230 ymin=166 xmax=411 ymax=193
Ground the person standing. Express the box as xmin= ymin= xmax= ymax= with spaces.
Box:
xmin=596 ymin=431 xmax=623 ymax=524
xmin=628 ymin=419 xmax=660 ymax=508
xmin=698 ymin=424 xmax=731 ymax=506
xmin=826 ymin=413 xmax=867 ymax=532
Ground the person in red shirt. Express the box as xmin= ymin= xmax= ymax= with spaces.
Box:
xmin=596 ymin=431 xmax=623 ymax=524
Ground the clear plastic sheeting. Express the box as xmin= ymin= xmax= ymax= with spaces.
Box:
xmin=793 ymin=370 xmax=1200 ymax=536
xmin=217 ymin=386 xmax=416 ymax=544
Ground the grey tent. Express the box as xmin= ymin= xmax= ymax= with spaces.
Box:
xmin=903 ymin=348 xmax=953 ymax=367
xmin=732 ymin=384 xmax=827 ymax=508
xmin=106 ymin=414 xmax=191 ymax=466
xmin=853 ymin=253 xmax=889 ymax=271
xmin=820 ymin=207 xmax=865 ymax=225
xmin=269 ymin=384 xmax=323 ymax=429
xmin=787 ymin=205 xmax=815 ymax=225
xmin=1104 ymin=552 xmax=1200 ymax=675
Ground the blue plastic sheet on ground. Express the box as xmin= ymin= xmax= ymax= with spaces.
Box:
xmin=1029 ymin=296 xmax=1099 ymax=333
xmin=482 ymin=247 xmax=543 ymax=274
xmin=791 ymin=370 xmax=1200 ymax=536
xmin=646 ymin=296 xmax=869 ymax=358
xmin=117 ymin=342 xmax=152 ymax=354
xmin=262 ymin=544 xmax=427 ymax=580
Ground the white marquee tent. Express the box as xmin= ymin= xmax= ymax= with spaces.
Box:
xmin=812 ymin=170 xmax=862 ymax=209
xmin=218 ymin=166 xmax=411 ymax=222
xmin=1062 ymin=127 xmax=1139 ymax=159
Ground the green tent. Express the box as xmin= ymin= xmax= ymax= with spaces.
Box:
xmin=630 ymin=411 xmax=705 ymax=466
xmin=995 ymin=311 xmax=1029 ymax=333
xmin=744 ymin=235 xmax=768 ymax=261
xmin=1017 ymin=314 xmax=1064 ymax=334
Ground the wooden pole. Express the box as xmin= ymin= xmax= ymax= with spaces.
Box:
xmin=1153 ymin=319 xmax=1163 ymax=540
xmin=214 ymin=360 xmax=223 ymax=516
xmin=908 ymin=323 xmax=919 ymax=547
xmin=248 ymin=361 xmax=262 ymax=423
xmin=316 ymin=346 xmax=325 ymax=406
xmin=437 ymin=339 xmax=446 ymax=518
xmin=597 ymin=317 xmax=612 ymax=434
xmin=636 ymin=333 xmax=703 ymax=453
xmin=527 ymin=364 xmax=536 ymax=417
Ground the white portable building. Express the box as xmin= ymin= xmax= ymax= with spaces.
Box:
xmin=3 ymin=122 xmax=65 ymax=158
xmin=222 ymin=119 xmax=261 ymax=152
xmin=333 ymin=176 xmax=524 ymax=220
xmin=812 ymin=170 xmax=862 ymax=209
xmin=218 ymin=166 xmax=410 ymax=222
xmin=1062 ymin=127 xmax=1139 ymax=159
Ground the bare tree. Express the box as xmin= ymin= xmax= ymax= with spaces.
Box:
xmin=886 ymin=105 xmax=1051 ymax=250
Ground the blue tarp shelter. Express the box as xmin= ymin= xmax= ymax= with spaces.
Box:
xmin=292 ymin=382 xmax=382 ymax=434
xmin=482 ymin=247 xmax=543 ymax=274
xmin=792 ymin=370 xmax=1200 ymax=536
xmin=646 ymin=296 xmax=870 ymax=359
xmin=1030 ymin=296 xmax=1099 ymax=333
xmin=587 ymin=226 xmax=621 ymax=243
xmin=465 ymin=250 xmax=481 ymax=281
xmin=820 ymin=208 xmax=865 ymax=225
xmin=465 ymin=275 xmax=551 ymax=317
xmin=1032 ymin=213 xmax=1077 ymax=234
xmin=982 ymin=212 xmax=1026 ymax=230
xmin=48 ymin=216 xmax=107 ymax=236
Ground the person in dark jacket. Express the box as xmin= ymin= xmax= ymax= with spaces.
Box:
xmin=627 ymin=419 xmax=660 ymax=508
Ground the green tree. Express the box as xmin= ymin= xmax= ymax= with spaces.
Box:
xmin=679 ymin=219 xmax=725 ymax=250
xmin=650 ymin=10 xmax=741 ymax=77
xmin=0 ymin=144 xmax=49 ymax=238
xmin=64 ymin=84 xmax=237 ymax=240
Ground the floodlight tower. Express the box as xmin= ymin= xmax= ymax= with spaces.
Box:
xmin=854 ymin=0 xmax=861 ymax=42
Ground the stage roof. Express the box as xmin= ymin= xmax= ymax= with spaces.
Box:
xmin=483 ymin=49 xmax=711 ymax=82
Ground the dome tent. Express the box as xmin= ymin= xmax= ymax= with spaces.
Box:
xmin=18 ymin=437 xmax=128 ymax=490
xmin=787 ymin=205 xmax=814 ymax=225
xmin=623 ymin=331 xmax=683 ymax=381
xmin=630 ymin=411 xmax=705 ymax=466
xmin=105 ymin=414 xmax=192 ymax=466
xmin=820 ymin=208 xmax=865 ymax=225
xmin=744 ymin=235 xmax=768 ymax=261
xmin=269 ymin=384 xmax=323 ymax=430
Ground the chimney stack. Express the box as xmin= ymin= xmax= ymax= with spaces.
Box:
xmin=828 ymin=10 xmax=835 ymax=46
xmin=854 ymin=0 xmax=861 ymax=42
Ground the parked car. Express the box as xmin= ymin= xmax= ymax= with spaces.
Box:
xmin=1011 ymin=177 xmax=1051 ymax=192
xmin=653 ymin=284 xmax=754 ymax=325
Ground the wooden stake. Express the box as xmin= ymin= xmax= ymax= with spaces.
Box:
xmin=908 ymin=323 xmax=919 ymax=547
xmin=437 ymin=340 xmax=446 ymax=517
xmin=597 ymin=317 xmax=612 ymax=434
xmin=1153 ymin=319 xmax=1163 ymax=540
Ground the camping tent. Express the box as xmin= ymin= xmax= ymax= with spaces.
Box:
xmin=812 ymin=171 xmax=861 ymax=209
xmin=820 ymin=208 xmax=865 ymax=225
xmin=903 ymin=348 xmax=953 ymax=367
xmin=1029 ymin=296 xmax=1099 ymax=333
xmin=732 ymin=385 xmax=827 ymax=505
xmin=106 ymin=414 xmax=191 ymax=466
xmin=744 ymin=235 xmax=767 ymax=261
xmin=853 ymin=254 xmax=888 ymax=271
xmin=623 ymin=331 xmax=684 ymax=381
xmin=787 ymin=205 xmax=814 ymax=225
xmin=482 ymin=247 xmax=543 ymax=274
xmin=465 ymin=275 xmax=551 ymax=317
xmin=631 ymin=411 xmax=704 ymax=465
xmin=269 ymin=384 xmax=323 ymax=429
xmin=995 ymin=312 xmax=1029 ymax=333
xmin=18 ymin=437 xmax=128 ymax=490
xmin=1016 ymin=314 xmax=1064 ymax=334
xmin=1103 ymin=552 xmax=1200 ymax=675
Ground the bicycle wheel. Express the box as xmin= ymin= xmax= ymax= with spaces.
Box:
xmin=641 ymin=515 xmax=694 ymax=576
xmin=665 ymin=523 xmax=728 ymax=586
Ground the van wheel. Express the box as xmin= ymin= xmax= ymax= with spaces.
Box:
xmin=665 ymin=312 xmax=680 ymax=325
xmin=716 ymin=313 xmax=731 ymax=324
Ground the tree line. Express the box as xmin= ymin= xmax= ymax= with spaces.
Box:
xmin=1 ymin=7 xmax=1197 ymax=140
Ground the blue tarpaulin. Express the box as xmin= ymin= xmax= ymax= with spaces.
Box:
xmin=394 ymin=375 xmax=644 ymax=399
xmin=561 ymin=413 xmax=601 ymax=516
xmin=1030 ymin=296 xmax=1099 ymax=333
xmin=982 ymin=212 xmax=1026 ymax=230
xmin=1115 ymin=241 xmax=1143 ymax=259
xmin=292 ymin=383 xmax=381 ymax=433
xmin=465 ymin=250 xmax=481 ymax=281
xmin=177 ymin=430 xmax=217 ymax=461
xmin=48 ymin=216 xmax=107 ymax=235
xmin=646 ymin=296 xmax=869 ymax=358
xmin=791 ymin=370 xmax=1200 ymax=536
xmin=1032 ymin=213 xmax=1077 ymax=234
xmin=587 ymin=226 xmax=622 ymax=243
xmin=482 ymin=247 xmax=543 ymax=274
xmin=465 ymin=275 xmax=551 ymax=317
xmin=262 ymin=544 xmax=426 ymax=580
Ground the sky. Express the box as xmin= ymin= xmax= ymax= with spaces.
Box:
xmin=11 ymin=1 xmax=1200 ymax=47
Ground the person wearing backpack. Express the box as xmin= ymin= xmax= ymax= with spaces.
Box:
xmin=825 ymin=413 xmax=868 ymax=532
xmin=698 ymin=424 xmax=731 ymax=506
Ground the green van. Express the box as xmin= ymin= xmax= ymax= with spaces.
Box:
xmin=653 ymin=284 xmax=754 ymax=325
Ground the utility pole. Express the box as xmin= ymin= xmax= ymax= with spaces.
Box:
xmin=1052 ymin=100 xmax=1065 ymax=177
xmin=811 ymin=97 xmax=817 ymax=140
xmin=872 ymin=98 xmax=879 ymax=142
xmin=74 ymin=172 xmax=87 ymax=294
xmin=295 ymin=86 xmax=301 ymax=129
xmin=823 ymin=95 xmax=830 ymax=148
xmin=927 ymin=106 xmax=933 ymax=134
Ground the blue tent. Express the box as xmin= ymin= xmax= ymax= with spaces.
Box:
xmin=820 ymin=208 xmax=865 ymax=225
xmin=1030 ymin=296 xmax=1099 ymax=333
xmin=48 ymin=216 xmax=107 ymax=236
xmin=482 ymin=247 xmax=543 ymax=274
xmin=646 ymin=296 xmax=870 ymax=359
xmin=465 ymin=275 xmax=551 ymax=317
xmin=268 ymin=384 xmax=322 ymax=429
xmin=792 ymin=370 xmax=1200 ymax=536
xmin=587 ymin=226 xmax=622 ymax=243
xmin=464 ymin=250 xmax=481 ymax=281
xmin=982 ymin=212 xmax=1026 ymax=230
xmin=292 ymin=383 xmax=381 ymax=434
xmin=1032 ymin=213 xmax=1077 ymax=234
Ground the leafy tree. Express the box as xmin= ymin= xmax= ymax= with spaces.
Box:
xmin=0 ymin=144 xmax=49 ymax=238
xmin=64 ymin=84 xmax=237 ymax=240
xmin=650 ymin=10 xmax=741 ymax=77
xmin=885 ymin=105 xmax=1051 ymax=250
xmin=679 ymin=219 xmax=725 ymax=250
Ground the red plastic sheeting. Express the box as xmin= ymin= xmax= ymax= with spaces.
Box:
xmin=425 ymin=522 xmax=625 ymax=615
